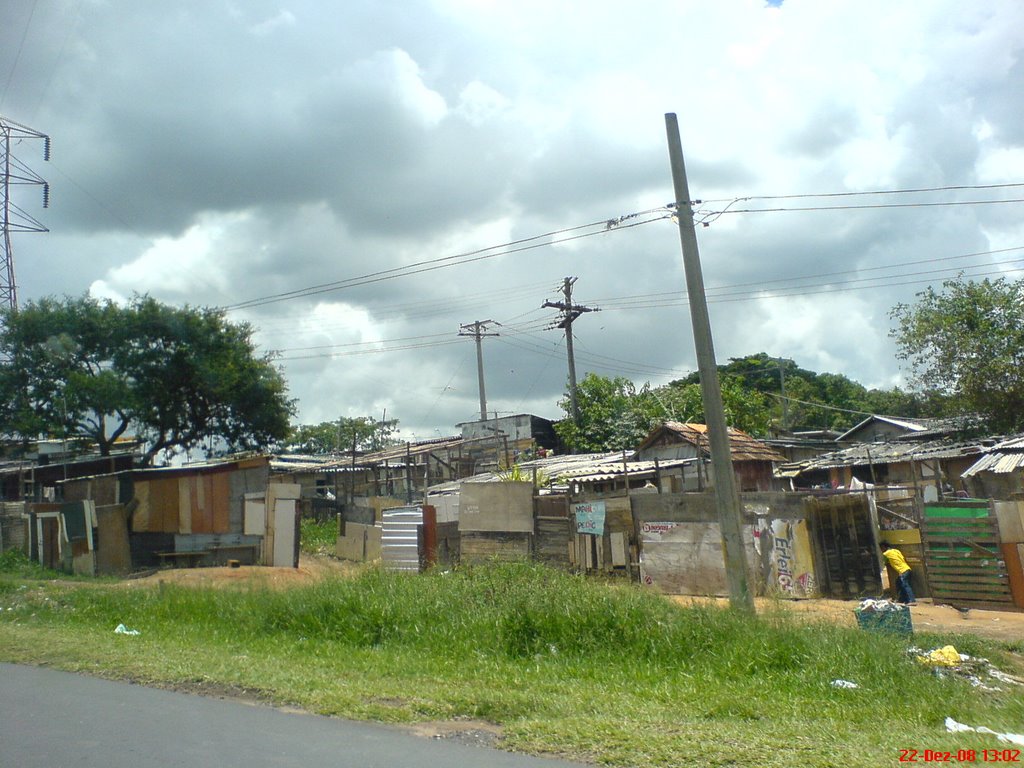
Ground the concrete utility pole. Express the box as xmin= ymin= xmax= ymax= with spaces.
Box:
xmin=664 ymin=113 xmax=755 ymax=614
xmin=543 ymin=277 xmax=598 ymax=428
xmin=459 ymin=320 xmax=499 ymax=421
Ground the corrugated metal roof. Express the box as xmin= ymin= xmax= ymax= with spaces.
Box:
xmin=359 ymin=436 xmax=465 ymax=464
xmin=962 ymin=452 xmax=1024 ymax=477
xmin=425 ymin=452 xmax=700 ymax=493
xmin=960 ymin=433 xmax=1024 ymax=476
xmin=992 ymin=434 xmax=1024 ymax=451
xmin=790 ymin=438 xmax=987 ymax=473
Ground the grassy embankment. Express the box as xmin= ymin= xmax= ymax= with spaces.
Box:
xmin=1 ymin=547 xmax=1022 ymax=768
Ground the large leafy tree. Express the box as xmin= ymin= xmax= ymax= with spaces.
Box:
xmin=654 ymin=375 xmax=773 ymax=436
xmin=554 ymin=374 xmax=653 ymax=453
xmin=0 ymin=295 xmax=294 ymax=465
xmin=554 ymin=372 xmax=773 ymax=453
xmin=686 ymin=353 xmax=939 ymax=431
xmin=286 ymin=416 xmax=400 ymax=454
xmin=890 ymin=276 xmax=1024 ymax=433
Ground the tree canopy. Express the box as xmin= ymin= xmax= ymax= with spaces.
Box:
xmin=687 ymin=353 xmax=934 ymax=432
xmin=554 ymin=351 xmax=945 ymax=453
xmin=285 ymin=416 xmax=400 ymax=454
xmin=554 ymin=372 xmax=773 ymax=453
xmin=890 ymin=276 xmax=1024 ymax=433
xmin=0 ymin=295 xmax=294 ymax=465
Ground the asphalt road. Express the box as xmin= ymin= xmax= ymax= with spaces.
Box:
xmin=0 ymin=663 xmax=583 ymax=768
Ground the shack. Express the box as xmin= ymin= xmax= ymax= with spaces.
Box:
xmin=54 ymin=456 xmax=281 ymax=572
xmin=635 ymin=422 xmax=787 ymax=492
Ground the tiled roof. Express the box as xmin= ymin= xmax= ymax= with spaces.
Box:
xmin=640 ymin=422 xmax=786 ymax=463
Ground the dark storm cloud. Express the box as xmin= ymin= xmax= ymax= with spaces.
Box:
xmin=2 ymin=1 xmax=1023 ymax=437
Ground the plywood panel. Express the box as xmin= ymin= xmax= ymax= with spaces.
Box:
xmin=178 ymin=478 xmax=193 ymax=534
xmin=244 ymin=495 xmax=266 ymax=536
xmin=95 ymin=504 xmax=131 ymax=575
xmin=639 ymin=522 xmax=730 ymax=595
xmin=459 ymin=482 xmax=533 ymax=533
xmin=272 ymin=498 xmax=297 ymax=567
xmin=211 ymin=473 xmax=231 ymax=533
xmin=147 ymin=477 xmax=181 ymax=533
xmin=132 ymin=482 xmax=151 ymax=533
xmin=610 ymin=531 xmax=628 ymax=567
xmin=994 ymin=501 xmax=1024 ymax=543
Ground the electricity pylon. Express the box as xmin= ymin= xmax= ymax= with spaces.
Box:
xmin=1 ymin=115 xmax=50 ymax=312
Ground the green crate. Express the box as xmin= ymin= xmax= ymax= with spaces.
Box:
xmin=854 ymin=605 xmax=913 ymax=634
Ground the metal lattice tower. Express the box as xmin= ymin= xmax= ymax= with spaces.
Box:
xmin=0 ymin=115 xmax=50 ymax=312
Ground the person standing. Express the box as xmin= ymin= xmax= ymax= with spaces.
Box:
xmin=879 ymin=541 xmax=917 ymax=605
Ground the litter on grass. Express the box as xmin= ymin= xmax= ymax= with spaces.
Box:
xmin=910 ymin=646 xmax=1023 ymax=691
xmin=831 ymin=679 xmax=859 ymax=689
xmin=916 ymin=645 xmax=965 ymax=667
xmin=114 ymin=623 xmax=140 ymax=636
xmin=945 ymin=718 xmax=1024 ymax=746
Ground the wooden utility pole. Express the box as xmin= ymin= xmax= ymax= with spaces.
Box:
xmin=459 ymin=320 xmax=499 ymax=421
xmin=776 ymin=358 xmax=789 ymax=432
xmin=543 ymin=277 xmax=598 ymax=428
xmin=665 ymin=113 xmax=755 ymax=613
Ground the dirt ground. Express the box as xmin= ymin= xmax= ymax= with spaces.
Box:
xmin=129 ymin=554 xmax=1024 ymax=644
xmin=670 ymin=595 xmax=1024 ymax=644
xmin=124 ymin=553 xmax=360 ymax=590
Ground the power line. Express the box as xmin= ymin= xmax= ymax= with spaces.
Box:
xmin=275 ymin=336 xmax=464 ymax=361
xmin=224 ymin=208 xmax=670 ymax=311
xmin=251 ymin=280 xmax=552 ymax=335
xmin=595 ymin=253 xmax=1024 ymax=311
xmin=606 ymin=263 xmax=1024 ymax=311
xmin=767 ymin=392 xmax=878 ymax=419
xmin=263 ymin=252 xmax=1024 ymax=362
xmin=691 ymin=181 xmax=1024 ymax=205
xmin=694 ymin=198 xmax=1024 ymax=226
xmin=0 ymin=0 xmax=38 ymax=110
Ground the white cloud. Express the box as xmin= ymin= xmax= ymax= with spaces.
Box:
xmin=4 ymin=0 xmax=1023 ymax=434
xmin=89 ymin=212 xmax=246 ymax=301
xmin=248 ymin=9 xmax=297 ymax=37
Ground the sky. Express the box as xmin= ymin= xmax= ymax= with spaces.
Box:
xmin=2 ymin=0 xmax=1023 ymax=441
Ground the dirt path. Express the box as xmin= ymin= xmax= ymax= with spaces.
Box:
xmin=670 ymin=595 xmax=1024 ymax=643
xmin=123 ymin=553 xmax=359 ymax=590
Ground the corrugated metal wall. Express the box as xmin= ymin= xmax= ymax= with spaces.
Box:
xmin=381 ymin=506 xmax=423 ymax=572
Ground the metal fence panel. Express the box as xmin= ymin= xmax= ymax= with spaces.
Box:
xmin=381 ymin=506 xmax=423 ymax=572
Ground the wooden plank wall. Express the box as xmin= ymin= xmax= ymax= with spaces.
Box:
xmin=923 ymin=502 xmax=1015 ymax=610
xmin=805 ymin=494 xmax=881 ymax=598
xmin=534 ymin=495 xmax=570 ymax=569
xmin=460 ymin=531 xmax=531 ymax=562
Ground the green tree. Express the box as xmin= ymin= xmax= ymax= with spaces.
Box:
xmin=890 ymin=276 xmax=1024 ymax=433
xmin=554 ymin=374 xmax=657 ymax=453
xmin=286 ymin=416 xmax=399 ymax=454
xmin=0 ymin=295 xmax=294 ymax=464
xmin=554 ymin=372 xmax=774 ymax=453
xmin=653 ymin=375 xmax=773 ymax=435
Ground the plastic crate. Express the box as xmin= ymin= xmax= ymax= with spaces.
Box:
xmin=854 ymin=605 xmax=913 ymax=634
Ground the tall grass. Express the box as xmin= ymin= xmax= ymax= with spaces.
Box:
xmin=2 ymin=560 xmax=1022 ymax=767
xmin=299 ymin=517 xmax=337 ymax=555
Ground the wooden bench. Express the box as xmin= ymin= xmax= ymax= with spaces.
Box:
xmin=156 ymin=550 xmax=210 ymax=568
xmin=208 ymin=544 xmax=259 ymax=565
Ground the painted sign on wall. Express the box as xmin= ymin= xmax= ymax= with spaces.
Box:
xmin=573 ymin=500 xmax=606 ymax=535
xmin=755 ymin=519 xmax=817 ymax=597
